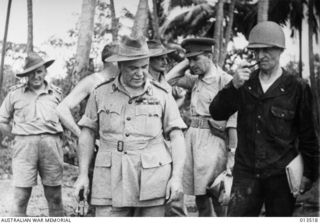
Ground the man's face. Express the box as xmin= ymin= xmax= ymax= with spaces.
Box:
xmin=188 ymin=53 xmax=211 ymax=76
xmin=150 ymin=55 xmax=167 ymax=73
xmin=253 ymin=47 xmax=283 ymax=72
xmin=27 ymin=65 xmax=47 ymax=89
xmin=120 ymin=58 xmax=149 ymax=89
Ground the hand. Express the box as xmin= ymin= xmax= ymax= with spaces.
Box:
xmin=232 ymin=64 xmax=251 ymax=89
xmin=165 ymin=177 xmax=183 ymax=203
xmin=73 ymin=175 xmax=90 ymax=203
xmin=299 ymin=176 xmax=313 ymax=194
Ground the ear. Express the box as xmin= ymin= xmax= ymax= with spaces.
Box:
xmin=206 ymin=52 xmax=213 ymax=60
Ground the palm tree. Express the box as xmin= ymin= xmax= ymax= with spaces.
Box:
xmin=110 ymin=0 xmax=118 ymax=41
xmin=152 ymin=0 xmax=161 ymax=40
xmin=131 ymin=0 xmax=149 ymax=38
xmin=213 ymin=0 xmax=224 ymax=65
xmin=72 ymin=0 xmax=96 ymax=85
xmin=27 ymin=0 xmax=33 ymax=54
xmin=308 ymin=0 xmax=320 ymax=136
xmin=257 ymin=0 xmax=269 ymax=23
xmin=0 ymin=0 xmax=12 ymax=92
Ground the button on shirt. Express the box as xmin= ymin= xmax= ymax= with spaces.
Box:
xmin=0 ymin=82 xmax=63 ymax=135
xmin=210 ymin=69 xmax=319 ymax=181
xmin=78 ymin=76 xmax=187 ymax=207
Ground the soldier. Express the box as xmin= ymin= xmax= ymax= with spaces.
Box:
xmin=147 ymin=40 xmax=188 ymax=217
xmin=167 ymin=38 xmax=237 ymax=216
xmin=73 ymin=35 xmax=187 ymax=217
xmin=57 ymin=43 xmax=118 ymax=137
xmin=0 ymin=53 xmax=64 ymax=216
xmin=210 ymin=21 xmax=319 ymax=216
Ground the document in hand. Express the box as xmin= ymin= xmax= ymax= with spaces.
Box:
xmin=286 ymin=154 xmax=304 ymax=197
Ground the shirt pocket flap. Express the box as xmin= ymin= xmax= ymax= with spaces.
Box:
xmin=271 ymin=106 xmax=295 ymax=120
xmin=98 ymin=104 xmax=121 ymax=115
xmin=95 ymin=151 xmax=112 ymax=167
xmin=141 ymin=148 xmax=172 ymax=169
xmin=135 ymin=105 xmax=161 ymax=117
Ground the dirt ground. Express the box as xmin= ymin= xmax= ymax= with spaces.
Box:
xmin=0 ymin=145 xmax=319 ymax=217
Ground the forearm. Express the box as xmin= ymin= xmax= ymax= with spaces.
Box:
xmin=210 ymin=81 xmax=239 ymax=121
xmin=0 ymin=122 xmax=12 ymax=135
xmin=227 ymin=128 xmax=237 ymax=150
xmin=166 ymin=59 xmax=189 ymax=82
xmin=57 ymin=103 xmax=81 ymax=137
xmin=78 ymin=128 xmax=95 ymax=177
xmin=169 ymin=129 xmax=186 ymax=180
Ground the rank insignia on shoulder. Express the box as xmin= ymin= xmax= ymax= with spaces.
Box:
xmin=9 ymin=83 xmax=26 ymax=92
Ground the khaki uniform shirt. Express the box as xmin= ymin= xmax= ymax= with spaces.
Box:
xmin=78 ymin=76 xmax=186 ymax=207
xmin=170 ymin=66 xmax=237 ymax=129
xmin=0 ymin=82 xmax=63 ymax=135
xmin=150 ymin=72 xmax=186 ymax=100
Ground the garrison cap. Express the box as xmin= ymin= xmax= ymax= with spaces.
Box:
xmin=181 ymin=38 xmax=215 ymax=58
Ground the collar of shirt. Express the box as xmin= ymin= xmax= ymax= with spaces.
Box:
xmin=111 ymin=74 xmax=153 ymax=96
xmin=24 ymin=80 xmax=54 ymax=95
xmin=199 ymin=64 xmax=220 ymax=84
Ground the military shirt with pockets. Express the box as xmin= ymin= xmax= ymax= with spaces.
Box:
xmin=78 ymin=76 xmax=186 ymax=207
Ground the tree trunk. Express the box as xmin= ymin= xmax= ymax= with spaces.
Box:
xmin=152 ymin=0 xmax=161 ymax=40
xmin=27 ymin=0 xmax=33 ymax=54
xmin=298 ymin=0 xmax=303 ymax=78
xmin=213 ymin=0 xmax=224 ymax=65
xmin=308 ymin=0 xmax=320 ymax=137
xmin=72 ymin=0 xmax=96 ymax=85
xmin=110 ymin=0 xmax=118 ymax=41
xmin=219 ymin=0 xmax=236 ymax=67
xmin=131 ymin=0 xmax=149 ymax=38
xmin=257 ymin=0 xmax=269 ymax=23
xmin=0 ymin=0 xmax=12 ymax=92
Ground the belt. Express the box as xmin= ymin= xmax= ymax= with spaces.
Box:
xmin=190 ymin=117 xmax=211 ymax=129
xmin=100 ymin=136 xmax=164 ymax=153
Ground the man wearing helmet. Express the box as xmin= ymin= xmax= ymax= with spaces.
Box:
xmin=210 ymin=21 xmax=319 ymax=216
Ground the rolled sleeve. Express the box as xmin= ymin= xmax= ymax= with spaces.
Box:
xmin=226 ymin=112 xmax=237 ymax=129
xmin=162 ymin=93 xmax=187 ymax=136
xmin=0 ymin=93 xmax=13 ymax=124
xmin=78 ymin=90 xmax=98 ymax=133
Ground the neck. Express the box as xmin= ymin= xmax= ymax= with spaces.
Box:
xmin=120 ymin=75 xmax=144 ymax=97
xmin=260 ymin=63 xmax=281 ymax=79
xmin=149 ymin=67 xmax=161 ymax=81
xmin=201 ymin=63 xmax=215 ymax=79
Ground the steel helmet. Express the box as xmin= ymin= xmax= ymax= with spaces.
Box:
xmin=247 ymin=21 xmax=285 ymax=49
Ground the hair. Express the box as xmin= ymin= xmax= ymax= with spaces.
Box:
xmin=101 ymin=43 xmax=118 ymax=62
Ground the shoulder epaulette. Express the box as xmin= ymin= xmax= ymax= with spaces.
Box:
xmin=95 ymin=77 xmax=116 ymax=90
xmin=9 ymin=83 xmax=26 ymax=92
xmin=50 ymin=84 xmax=63 ymax=94
xmin=150 ymin=80 xmax=169 ymax=93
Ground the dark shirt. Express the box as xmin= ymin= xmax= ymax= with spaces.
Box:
xmin=209 ymin=69 xmax=319 ymax=181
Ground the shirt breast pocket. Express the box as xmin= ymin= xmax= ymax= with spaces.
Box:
xmin=98 ymin=104 xmax=122 ymax=133
xmin=135 ymin=105 xmax=162 ymax=137
xmin=270 ymin=106 xmax=295 ymax=138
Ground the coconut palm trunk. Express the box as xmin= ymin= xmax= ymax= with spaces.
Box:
xmin=72 ymin=0 xmax=96 ymax=85
xmin=27 ymin=0 xmax=33 ymax=54
xmin=308 ymin=0 xmax=320 ymax=136
xmin=152 ymin=0 xmax=161 ymax=40
xmin=0 ymin=0 xmax=12 ymax=91
xmin=213 ymin=0 xmax=224 ymax=65
xmin=110 ymin=0 xmax=118 ymax=41
xmin=257 ymin=0 xmax=269 ymax=23
xmin=219 ymin=0 xmax=236 ymax=66
xmin=131 ymin=0 xmax=149 ymax=38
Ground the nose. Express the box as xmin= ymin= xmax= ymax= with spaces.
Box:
xmin=255 ymin=49 xmax=266 ymax=60
xmin=136 ymin=68 xmax=145 ymax=78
